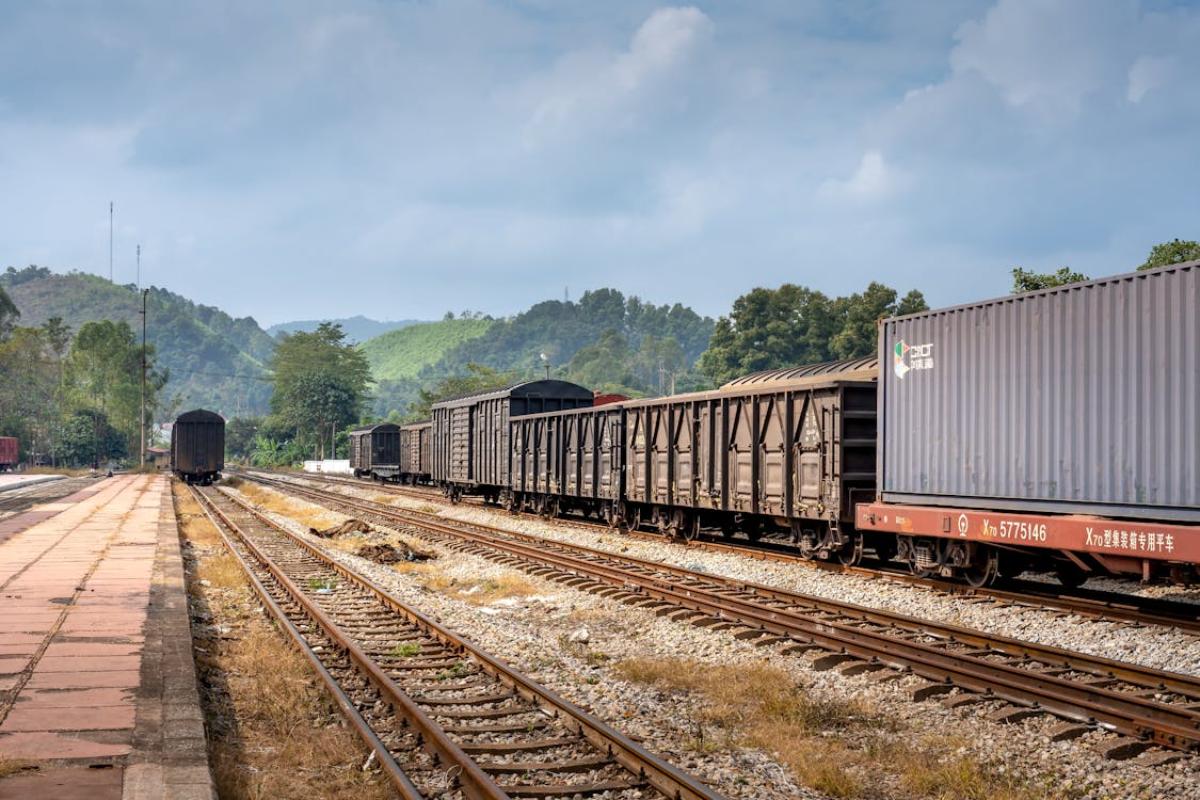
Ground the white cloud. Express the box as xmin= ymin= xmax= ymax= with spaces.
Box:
xmin=1127 ymin=55 xmax=1170 ymax=103
xmin=819 ymin=150 xmax=899 ymax=201
xmin=518 ymin=6 xmax=714 ymax=146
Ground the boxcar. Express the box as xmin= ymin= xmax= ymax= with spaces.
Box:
xmin=349 ymin=422 xmax=401 ymax=480
xmin=399 ymin=421 xmax=432 ymax=484
xmin=619 ymin=358 xmax=878 ymax=557
xmin=0 ymin=436 xmax=17 ymax=472
xmin=509 ymin=403 xmax=625 ymax=522
xmin=171 ymin=410 xmax=224 ymax=485
xmin=431 ymin=380 xmax=594 ymax=502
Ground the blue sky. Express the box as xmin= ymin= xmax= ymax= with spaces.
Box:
xmin=2 ymin=1 xmax=1198 ymax=326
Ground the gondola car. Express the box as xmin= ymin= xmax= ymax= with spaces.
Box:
xmin=171 ymin=409 xmax=224 ymax=485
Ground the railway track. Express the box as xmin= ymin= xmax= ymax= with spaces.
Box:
xmin=294 ymin=471 xmax=1200 ymax=636
xmin=187 ymin=483 xmax=727 ymax=800
xmin=240 ymin=472 xmax=1200 ymax=758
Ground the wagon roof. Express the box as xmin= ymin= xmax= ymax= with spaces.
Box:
xmin=720 ymin=356 xmax=878 ymax=389
xmin=350 ymin=422 xmax=401 ymax=434
xmin=399 ymin=420 xmax=431 ymax=431
xmin=175 ymin=409 xmax=224 ymax=424
xmin=432 ymin=379 xmax=594 ymax=409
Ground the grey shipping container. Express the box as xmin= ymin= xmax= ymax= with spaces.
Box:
xmin=431 ymin=380 xmax=594 ymax=498
xmin=878 ymin=260 xmax=1200 ymax=522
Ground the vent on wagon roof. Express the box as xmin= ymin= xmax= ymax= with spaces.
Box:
xmin=720 ymin=356 xmax=878 ymax=390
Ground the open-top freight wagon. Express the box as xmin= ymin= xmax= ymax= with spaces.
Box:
xmin=171 ymin=409 xmax=224 ymax=485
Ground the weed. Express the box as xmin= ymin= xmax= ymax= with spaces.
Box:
xmin=306 ymin=576 xmax=337 ymax=593
xmin=389 ymin=642 xmax=422 ymax=658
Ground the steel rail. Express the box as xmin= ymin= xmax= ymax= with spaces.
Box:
xmin=184 ymin=486 xmax=424 ymax=799
xmin=204 ymin=482 xmax=728 ymax=800
xmin=276 ymin=469 xmax=1200 ymax=636
xmin=247 ymin=474 xmax=1200 ymax=753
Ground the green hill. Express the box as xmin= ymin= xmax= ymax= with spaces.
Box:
xmin=1 ymin=266 xmax=275 ymax=418
xmin=360 ymin=317 xmax=493 ymax=381
xmin=267 ymin=315 xmax=424 ymax=344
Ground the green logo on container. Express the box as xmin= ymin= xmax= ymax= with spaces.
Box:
xmin=893 ymin=339 xmax=933 ymax=379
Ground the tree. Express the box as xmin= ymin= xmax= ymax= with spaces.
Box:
xmin=831 ymin=283 xmax=927 ymax=360
xmin=269 ymin=323 xmax=372 ymax=457
xmin=409 ymin=363 xmax=513 ymax=420
xmin=59 ymin=408 xmax=127 ymax=468
xmin=0 ymin=285 xmax=18 ymax=340
xmin=1011 ymin=267 xmax=1088 ymax=293
xmin=225 ymin=417 xmax=261 ymax=461
xmin=1139 ymin=239 xmax=1200 ymax=271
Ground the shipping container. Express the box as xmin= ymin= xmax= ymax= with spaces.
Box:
xmin=877 ymin=260 xmax=1200 ymax=523
xmin=399 ymin=421 xmax=432 ymax=483
xmin=0 ymin=436 xmax=17 ymax=471
xmin=349 ymin=422 xmax=401 ymax=478
xmin=509 ymin=404 xmax=624 ymax=521
xmin=171 ymin=409 xmax=224 ymax=484
xmin=431 ymin=380 xmax=594 ymax=501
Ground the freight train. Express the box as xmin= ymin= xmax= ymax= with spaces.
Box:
xmin=171 ymin=409 xmax=225 ymax=485
xmin=348 ymin=260 xmax=1200 ymax=587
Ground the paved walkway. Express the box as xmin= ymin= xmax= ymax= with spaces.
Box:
xmin=0 ymin=474 xmax=65 ymax=493
xmin=0 ymin=475 xmax=213 ymax=799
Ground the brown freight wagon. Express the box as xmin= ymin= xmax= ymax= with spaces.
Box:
xmin=431 ymin=380 xmax=593 ymax=502
xmin=398 ymin=421 xmax=432 ymax=484
xmin=349 ymin=422 xmax=401 ymax=480
xmin=0 ymin=436 xmax=17 ymax=472
xmin=508 ymin=404 xmax=624 ymax=522
xmin=171 ymin=409 xmax=224 ymax=485
xmin=619 ymin=358 xmax=878 ymax=557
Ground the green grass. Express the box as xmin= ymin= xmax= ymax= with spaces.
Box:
xmin=359 ymin=318 xmax=493 ymax=381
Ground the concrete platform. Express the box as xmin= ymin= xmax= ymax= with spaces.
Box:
xmin=0 ymin=475 xmax=214 ymax=799
xmin=0 ymin=474 xmax=65 ymax=493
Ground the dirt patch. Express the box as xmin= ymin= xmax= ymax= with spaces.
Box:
xmin=173 ymin=482 xmax=392 ymax=800
xmin=232 ymin=481 xmax=343 ymax=531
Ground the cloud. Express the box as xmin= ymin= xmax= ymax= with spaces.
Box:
xmin=518 ymin=6 xmax=714 ymax=146
xmin=1126 ymin=55 xmax=1171 ymax=104
xmin=819 ymin=150 xmax=900 ymax=201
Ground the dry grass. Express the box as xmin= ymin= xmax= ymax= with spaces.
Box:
xmin=174 ymin=483 xmax=391 ymax=800
xmin=613 ymin=657 xmax=1071 ymax=800
xmin=0 ymin=758 xmax=26 ymax=779
xmin=418 ymin=570 xmax=538 ymax=604
xmin=235 ymin=482 xmax=343 ymax=531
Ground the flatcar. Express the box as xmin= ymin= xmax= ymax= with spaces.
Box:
xmin=171 ymin=409 xmax=224 ymax=485
xmin=431 ymin=379 xmax=594 ymax=503
xmin=0 ymin=436 xmax=17 ymax=472
xmin=349 ymin=422 xmax=401 ymax=480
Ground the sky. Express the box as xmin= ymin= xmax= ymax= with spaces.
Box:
xmin=2 ymin=0 xmax=1198 ymax=327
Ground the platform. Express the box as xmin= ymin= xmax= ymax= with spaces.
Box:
xmin=0 ymin=475 xmax=214 ymax=799
xmin=0 ymin=474 xmax=65 ymax=493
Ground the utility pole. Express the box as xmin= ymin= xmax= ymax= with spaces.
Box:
xmin=109 ymin=202 xmax=113 ymax=282
xmin=140 ymin=288 xmax=148 ymax=469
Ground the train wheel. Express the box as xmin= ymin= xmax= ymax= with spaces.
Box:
xmin=963 ymin=549 xmax=999 ymax=588
xmin=681 ymin=512 xmax=700 ymax=543
xmin=604 ymin=502 xmax=623 ymax=529
xmin=836 ymin=536 xmax=864 ymax=567
xmin=1054 ymin=562 xmax=1088 ymax=589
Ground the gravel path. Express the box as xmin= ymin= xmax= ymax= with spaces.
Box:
xmin=234 ymin=479 xmax=1200 ymax=800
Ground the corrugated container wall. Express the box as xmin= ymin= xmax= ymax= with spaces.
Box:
xmin=0 ymin=437 xmax=17 ymax=466
xmin=879 ymin=261 xmax=1200 ymax=522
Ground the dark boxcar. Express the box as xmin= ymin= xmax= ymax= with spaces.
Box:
xmin=878 ymin=260 xmax=1200 ymax=523
xmin=622 ymin=357 xmax=877 ymax=556
xmin=509 ymin=404 xmax=624 ymax=522
xmin=399 ymin=421 xmax=432 ymax=483
xmin=431 ymin=380 xmax=594 ymax=502
xmin=171 ymin=409 xmax=224 ymax=485
xmin=0 ymin=436 xmax=17 ymax=471
xmin=349 ymin=422 xmax=401 ymax=479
